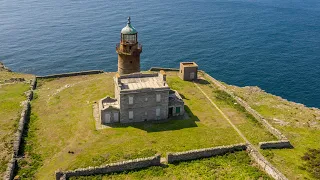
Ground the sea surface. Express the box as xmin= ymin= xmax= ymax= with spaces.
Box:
xmin=0 ymin=0 xmax=319 ymax=107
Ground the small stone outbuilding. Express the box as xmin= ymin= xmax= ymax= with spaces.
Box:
xmin=179 ymin=62 xmax=198 ymax=81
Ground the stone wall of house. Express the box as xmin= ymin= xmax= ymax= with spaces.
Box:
xmin=119 ymin=90 xmax=169 ymax=123
xmin=167 ymin=144 xmax=247 ymax=164
xmin=55 ymin=155 xmax=161 ymax=180
xmin=259 ymin=140 xmax=293 ymax=149
xmin=3 ymin=79 xmax=35 ymax=180
xmin=201 ymin=71 xmax=288 ymax=141
xmin=36 ymin=70 xmax=104 ymax=79
xmin=247 ymin=145 xmax=288 ymax=180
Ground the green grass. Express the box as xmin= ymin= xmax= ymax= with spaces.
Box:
xmin=0 ymin=71 xmax=34 ymax=83
xmin=195 ymin=72 xmax=277 ymax=145
xmin=70 ymin=151 xmax=271 ymax=180
xmin=17 ymin=73 xmax=246 ymax=179
xmin=300 ymin=148 xmax=320 ymax=179
xmin=0 ymin=83 xmax=30 ymax=177
xmin=226 ymin=83 xmax=320 ymax=179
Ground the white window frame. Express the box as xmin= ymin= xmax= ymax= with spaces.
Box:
xmin=156 ymin=107 xmax=160 ymax=117
xmin=129 ymin=111 xmax=133 ymax=120
xmin=156 ymin=94 xmax=161 ymax=102
xmin=129 ymin=96 xmax=133 ymax=105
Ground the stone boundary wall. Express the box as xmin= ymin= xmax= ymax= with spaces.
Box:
xmin=247 ymin=145 xmax=288 ymax=180
xmin=200 ymin=71 xmax=288 ymax=141
xmin=259 ymin=140 xmax=293 ymax=149
xmin=36 ymin=70 xmax=104 ymax=79
xmin=55 ymin=155 xmax=161 ymax=180
xmin=3 ymin=79 xmax=35 ymax=180
xmin=167 ymin=144 xmax=247 ymax=164
xmin=149 ymin=67 xmax=179 ymax=72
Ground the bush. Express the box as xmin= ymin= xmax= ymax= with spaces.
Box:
xmin=300 ymin=148 xmax=320 ymax=178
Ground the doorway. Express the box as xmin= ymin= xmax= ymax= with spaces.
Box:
xmin=168 ymin=107 xmax=173 ymax=117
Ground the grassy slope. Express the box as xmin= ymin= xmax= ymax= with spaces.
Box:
xmin=226 ymin=84 xmax=320 ymax=179
xmin=0 ymin=71 xmax=34 ymax=83
xmin=0 ymin=71 xmax=31 ymax=177
xmin=195 ymin=72 xmax=277 ymax=145
xmin=19 ymin=73 xmax=246 ymax=179
xmin=70 ymin=151 xmax=271 ymax=180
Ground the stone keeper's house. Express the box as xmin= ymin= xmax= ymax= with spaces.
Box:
xmin=99 ymin=71 xmax=184 ymax=124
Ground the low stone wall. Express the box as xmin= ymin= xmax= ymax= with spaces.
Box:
xmin=247 ymin=145 xmax=288 ymax=180
xmin=36 ymin=70 xmax=104 ymax=79
xmin=149 ymin=67 xmax=179 ymax=71
xmin=259 ymin=140 xmax=293 ymax=149
xmin=55 ymin=155 xmax=161 ymax=180
xmin=167 ymin=144 xmax=247 ymax=164
xmin=12 ymin=101 xmax=30 ymax=156
xmin=201 ymin=71 xmax=288 ymax=141
xmin=3 ymin=156 xmax=16 ymax=180
xmin=3 ymin=79 xmax=35 ymax=180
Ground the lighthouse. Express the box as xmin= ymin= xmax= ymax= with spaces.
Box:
xmin=116 ymin=17 xmax=142 ymax=75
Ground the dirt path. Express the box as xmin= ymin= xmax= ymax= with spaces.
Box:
xmin=194 ymin=82 xmax=250 ymax=144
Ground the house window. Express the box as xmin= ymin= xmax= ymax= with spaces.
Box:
xmin=156 ymin=108 xmax=160 ymax=117
xmin=156 ymin=94 xmax=161 ymax=102
xmin=105 ymin=113 xmax=111 ymax=123
xmin=176 ymin=107 xmax=180 ymax=114
xmin=129 ymin=111 xmax=133 ymax=119
xmin=129 ymin=96 xmax=133 ymax=105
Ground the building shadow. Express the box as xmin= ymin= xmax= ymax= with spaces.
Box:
xmin=194 ymin=78 xmax=210 ymax=85
xmin=179 ymin=93 xmax=189 ymax=100
xmin=108 ymin=105 xmax=199 ymax=133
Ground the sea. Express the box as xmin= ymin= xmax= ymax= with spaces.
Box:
xmin=0 ymin=0 xmax=319 ymax=107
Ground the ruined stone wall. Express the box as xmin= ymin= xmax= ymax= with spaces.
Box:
xmin=247 ymin=145 xmax=288 ymax=180
xmin=36 ymin=70 xmax=104 ymax=79
xmin=55 ymin=155 xmax=161 ymax=180
xmin=167 ymin=144 xmax=247 ymax=164
xmin=201 ymin=71 xmax=288 ymax=141
xmin=3 ymin=79 xmax=35 ymax=180
xmin=259 ymin=140 xmax=293 ymax=149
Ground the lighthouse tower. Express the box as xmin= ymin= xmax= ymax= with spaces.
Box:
xmin=116 ymin=17 xmax=142 ymax=75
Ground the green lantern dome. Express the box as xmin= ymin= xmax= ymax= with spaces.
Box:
xmin=121 ymin=17 xmax=137 ymax=35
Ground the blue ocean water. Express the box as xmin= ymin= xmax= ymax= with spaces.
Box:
xmin=0 ymin=0 xmax=319 ymax=107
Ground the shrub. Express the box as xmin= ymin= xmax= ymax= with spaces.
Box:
xmin=300 ymin=148 xmax=320 ymax=178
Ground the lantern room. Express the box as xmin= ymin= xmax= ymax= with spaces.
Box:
xmin=120 ymin=17 xmax=138 ymax=44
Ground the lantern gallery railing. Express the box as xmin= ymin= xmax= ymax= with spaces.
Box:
xmin=116 ymin=43 xmax=142 ymax=55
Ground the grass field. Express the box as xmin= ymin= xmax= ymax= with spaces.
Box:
xmin=0 ymin=83 xmax=30 ymax=177
xmin=70 ymin=151 xmax=271 ymax=180
xmin=0 ymin=71 xmax=34 ymax=83
xmin=227 ymin=84 xmax=320 ymax=179
xmin=0 ymin=70 xmax=33 ymax=177
xmin=17 ymin=73 xmax=252 ymax=179
xmin=195 ymin=71 xmax=277 ymax=145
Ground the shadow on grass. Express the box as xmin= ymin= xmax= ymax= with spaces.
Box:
xmin=109 ymin=105 xmax=199 ymax=133
xmin=195 ymin=79 xmax=210 ymax=85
